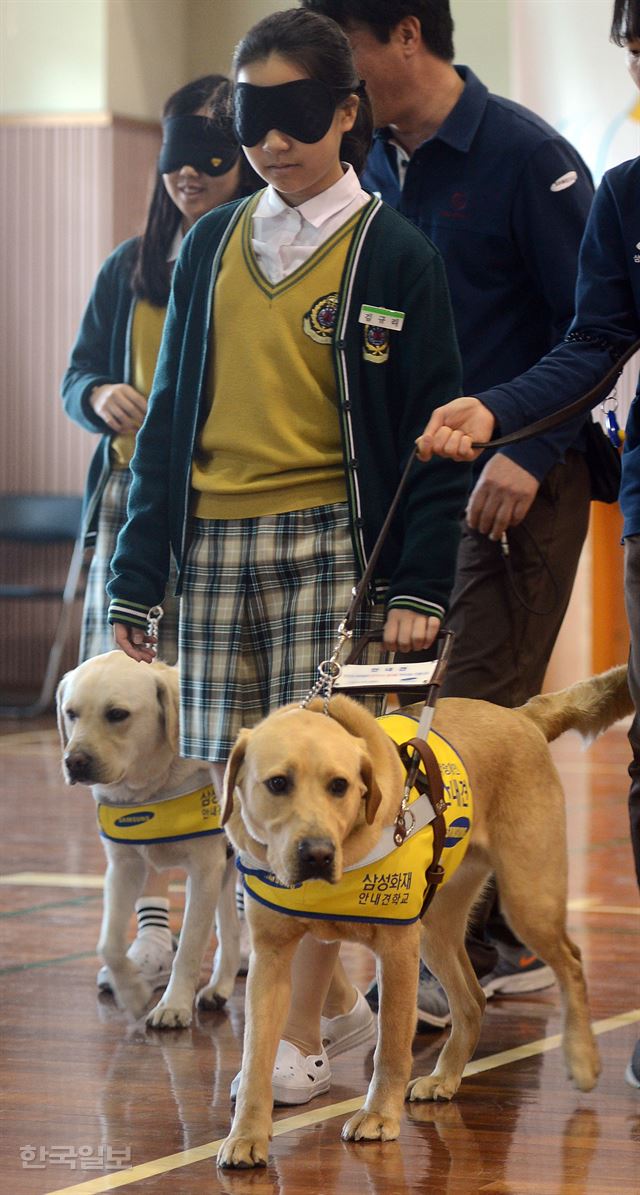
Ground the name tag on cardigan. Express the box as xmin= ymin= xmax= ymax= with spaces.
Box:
xmin=359 ymin=304 xmax=405 ymax=332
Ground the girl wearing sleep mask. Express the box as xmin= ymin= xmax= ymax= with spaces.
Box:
xmin=233 ymin=7 xmax=373 ymax=203
xmin=158 ymin=115 xmax=241 ymax=177
xmin=107 ymin=15 xmax=464 ymax=1117
xmin=234 ymin=79 xmax=358 ymax=147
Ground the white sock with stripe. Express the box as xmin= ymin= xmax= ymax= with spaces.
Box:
xmin=133 ymin=896 xmax=172 ymax=951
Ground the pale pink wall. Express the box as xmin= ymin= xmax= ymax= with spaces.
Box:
xmin=0 ymin=116 xmax=160 ymax=693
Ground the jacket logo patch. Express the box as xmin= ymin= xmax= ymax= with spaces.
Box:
xmin=303 ymin=292 xmax=338 ymax=344
xmin=363 ymin=323 xmax=390 ymax=364
xmin=550 ymin=170 xmax=578 ymax=192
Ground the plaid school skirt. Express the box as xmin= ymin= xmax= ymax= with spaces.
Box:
xmin=80 ymin=469 xmax=180 ymax=664
xmin=178 ymin=502 xmax=387 ymax=762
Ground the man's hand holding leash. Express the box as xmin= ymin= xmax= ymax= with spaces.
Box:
xmin=416 ymin=398 xmax=496 ymax=463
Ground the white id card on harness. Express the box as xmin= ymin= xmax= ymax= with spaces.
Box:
xmin=333 ymin=660 xmax=438 ymax=692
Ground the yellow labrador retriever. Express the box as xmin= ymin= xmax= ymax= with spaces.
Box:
xmin=217 ymin=665 xmax=631 ymax=1168
xmin=57 ymin=650 xmax=239 ymax=1028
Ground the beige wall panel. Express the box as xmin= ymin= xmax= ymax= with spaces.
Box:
xmin=454 ymin=0 xmax=510 ymax=95
xmin=187 ymin=0 xmax=288 ymax=78
xmin=186 ymin=0 xmax=510 ymax=92
xmin=107 ymin=0 xmax=189 ymax=120
xmin=0 ymin=0 xmax=512 ymax=119
xmin=112 ymin=119 xmax=161 ymax=246
xmin=543 ymin=536 xmax=593 ymax=693
xmin=0 ymin=0 xmax=106 ymax=113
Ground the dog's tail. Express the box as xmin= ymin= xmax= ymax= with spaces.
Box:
xmin=518 ymin=664 xmax=633 ymax=744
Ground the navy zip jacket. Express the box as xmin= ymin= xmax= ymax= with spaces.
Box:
xmin=478 ymin=157 xmax=640 ymax=538
xmin=363 ymin=66 xmax=594 ymax=482
xmin=107 ymin=194 xmax=470 ymax=627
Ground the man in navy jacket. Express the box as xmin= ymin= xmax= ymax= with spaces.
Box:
xmin=303 ymin=0 xmax=595 ymax=1024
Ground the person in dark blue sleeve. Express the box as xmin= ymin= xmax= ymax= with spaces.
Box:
xmin=418 ymin=0 xmax=640 ymax=1091
xmin=303 ymin=0 xmax=596 ymax=1026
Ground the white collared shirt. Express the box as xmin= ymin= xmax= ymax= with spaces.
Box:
xmin=389 ymin=140 xmax=410 ymax=189
xmin=168 ymin=227 xmax=184 ymax=264
xmin=251 ymin=164 xmax=370 ymax=285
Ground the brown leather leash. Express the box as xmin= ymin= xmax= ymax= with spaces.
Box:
xmin=342 ymin=448 xmax=418 ymax=635
xmin=300 ymin=449 xmax=453 ymax=911
xmin=346 ymin=626 xmax=454 ymax=911
xmin=300 ymin=448 xmax=419 ymax=708
xmin=399 ymin=737 xmax=449 ymax=916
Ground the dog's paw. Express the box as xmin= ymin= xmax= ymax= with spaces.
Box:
xmin=196 ymin=982 xmax=228 ymax=1011
xmin=109 ymin=973 xmax=153 ymax=1020
xmin=217 ymin=1134 xmax=269 ymax=1169
xmin=567 ymin=1042 xmax=601 ymax=1092
xmin=405 ymin=1073 xmax=459 ymax=1103
xmin=145 ymin=1000 xmax=193 ymax=1030
xmin=341 ymin=1108 xmax=401 ymax=1142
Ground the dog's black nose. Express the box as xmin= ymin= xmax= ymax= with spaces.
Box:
xmin=297 ymin=837 xmax=335 ymax=880
xmin=64 ymin=749 xmax=94 ymax=783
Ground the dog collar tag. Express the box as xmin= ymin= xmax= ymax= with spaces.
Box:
xmin=359 ymin=304 xmax=405 ymax=332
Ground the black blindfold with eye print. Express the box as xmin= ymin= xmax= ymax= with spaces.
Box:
xmin=158 ymin=116 xmax=240 ymax=177
xmin=234 ymin=79 xmax=346 ymax=146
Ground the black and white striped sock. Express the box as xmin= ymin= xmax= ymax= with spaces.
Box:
xmin=134 ymin=896 xmax=172 ymax=949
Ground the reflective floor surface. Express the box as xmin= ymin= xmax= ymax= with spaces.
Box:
xmin=0 ymin=716 xmax=638 ymax=1194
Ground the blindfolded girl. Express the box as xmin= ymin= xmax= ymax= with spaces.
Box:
xmin=107 ymin=7 xmax=469 ymax=1094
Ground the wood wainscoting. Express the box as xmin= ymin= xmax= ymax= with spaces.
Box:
xmin=0 ymin=114 xmax=160 ymax=695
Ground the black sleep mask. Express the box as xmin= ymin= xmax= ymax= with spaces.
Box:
xmin=234 ymin=79 xmax=345 ymax=146
xmin=158 ymin=115 xmax=240 ymax=176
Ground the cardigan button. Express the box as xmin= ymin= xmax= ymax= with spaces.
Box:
xmin=349 ymin=458 xmax=359 ymax=469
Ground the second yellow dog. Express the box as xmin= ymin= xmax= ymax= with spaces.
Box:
xmin=218 ymin=666 xmax=631 ymax=1168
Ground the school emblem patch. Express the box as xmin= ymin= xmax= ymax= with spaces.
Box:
xmin=363 ymin=323 xmax=390 ymax=364
xmin=303 ymin=292 xmax=338 ymax=344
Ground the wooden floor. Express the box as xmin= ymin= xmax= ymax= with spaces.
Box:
xmin=1 ymin=714 xmax=638 ymax=1195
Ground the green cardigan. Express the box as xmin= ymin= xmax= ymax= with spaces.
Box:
xmin=107 ymin=194 xmax=469 ymax=627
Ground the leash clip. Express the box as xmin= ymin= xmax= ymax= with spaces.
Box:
xmin=300 ymin=620 xmax=353 ymax=712
xmin=393 ymin=790 xmax=416 ymax=846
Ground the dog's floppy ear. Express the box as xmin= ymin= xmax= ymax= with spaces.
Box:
xmin=359 ymin=748 xmax=383 ymax=825
xmin=221 ymin=728 xmax=252 ymax=826
xmin=55 ymin=672 xmax=71 ymax=749
xmin=155 ymin=670 xmax=180 ymax=754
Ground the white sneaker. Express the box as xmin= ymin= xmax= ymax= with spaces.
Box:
xmin=320 ymin=988 xmax=377 ymax=1059
xmin=230 ymin=1039 xmax=332 ymax=1106
xmin=97 ymin=934 xmax=178 ymax=994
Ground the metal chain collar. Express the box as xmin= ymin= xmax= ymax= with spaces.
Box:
xmin=299 ymin=619 xmax=353 ymax=713
xmin=147 ymin=605 xmax=164 ymax=656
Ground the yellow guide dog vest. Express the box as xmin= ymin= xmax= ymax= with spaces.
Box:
xmin=240 ymin=713 xmax=473 ymax=925
xmin=98 ymin=782 xmax=223 ymax=845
